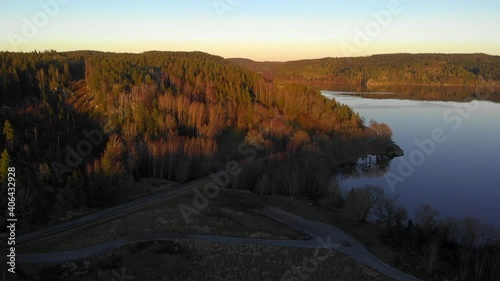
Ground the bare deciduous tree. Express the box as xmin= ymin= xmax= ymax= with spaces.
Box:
xmin=462 ymin=217 xmax=481 ymax=248
xmin=126 ymin=143 xmax=139 ymax=183
xmin=474 ymin=251 xmax=488 ymax=281
xmin=254 ymin=173 xmax=270 ymax=195
xmin=478 ymin=223 xmax=497 ymax=247
xmin=459 ymin=248 xmax=471 ymax=280
xmin=415 ymin=204 xmax=439 ymax=228
xmin=442 ymin=216 xmax=460 ymax=242
xmin=346 ymin=185 xmax=384 ymax=222
xmin=372 ymin=193 xmax=408 ymax=227
xmin=422 ymin=240 xmax=440 ymax=275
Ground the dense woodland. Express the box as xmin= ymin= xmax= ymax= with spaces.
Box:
xmin=0 ymin=50 xmax=394 ymax=227
xmin=230 ymin=53 xmax=500 ymax=102
xmin=1 ymin=51 xmax=498 ymax=281
xmin=326 ymin=84 xmax=500 ymax=103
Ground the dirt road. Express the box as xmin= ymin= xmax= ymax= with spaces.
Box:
xmin=18 ymin=206 xmax=421 ymax=281
xmin=9 ymin=176 xmax=212 ymax=246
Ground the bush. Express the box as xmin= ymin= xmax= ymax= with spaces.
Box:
xmin=345 ymin=185 xmax=384 ymax=222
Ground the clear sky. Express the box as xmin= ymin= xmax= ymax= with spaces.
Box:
xmin=1 ymin=0 xmax=499 ymax=61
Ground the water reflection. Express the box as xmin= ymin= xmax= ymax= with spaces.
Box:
xmin=321 ymin=84 xmax=500 ymax=103
xmin=323 ymin=90 xmax=500 ymax=227
xmin=337 ymin=155 xmax=393 ymax=180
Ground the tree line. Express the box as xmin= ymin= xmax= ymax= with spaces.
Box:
xmin=229 ymin=53 xmax=500 ymax=98
xmin=327 ymin=184 xmax=500 ymax=281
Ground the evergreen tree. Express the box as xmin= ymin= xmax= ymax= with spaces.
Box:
xmin=3 ymin=120 xmax=14 ymax=151
xmin=0 ymin=149 xmax=10 ymax=183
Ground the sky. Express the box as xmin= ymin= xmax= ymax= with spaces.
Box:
xmin=1 ymin=0 xmax=499 ymax=61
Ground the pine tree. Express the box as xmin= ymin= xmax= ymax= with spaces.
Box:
xmin=101 ymin=134 xmax=125 ymax=179
xmin=0 ymin=149 xmax=10 ymax=183
xmin=3 ymin=120 xmax=14 ymax=151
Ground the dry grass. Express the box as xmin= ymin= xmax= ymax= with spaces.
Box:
xmin=16 ymin=240 xmax=394 ymax=281
xmin=15 ymin=187 xmax=411 ymax=280
xmin=19 ymin=189 xmax=305 ymax=254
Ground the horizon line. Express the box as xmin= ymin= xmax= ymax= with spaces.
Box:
xmin=1 ymin=49 xmax=498 ymax=63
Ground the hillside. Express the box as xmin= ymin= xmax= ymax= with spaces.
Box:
xmin=0 ymin=50 xmax=396 ymax=227
xmin=228 ymin=53 xmax=500 ymax=95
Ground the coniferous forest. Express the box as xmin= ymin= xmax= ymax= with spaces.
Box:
xmin=230 ymin=53 xmax=500 ymax=102
xmin=0 ymin=50 xmax=396 ymax=227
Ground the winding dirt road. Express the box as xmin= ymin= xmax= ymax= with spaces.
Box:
xmin=10 ymin=176 xmax=212 ymax=246
xmin=17 ymin=205 xmax=421 ymax=281
xmin=260 ymin=207 xmax=421 ymax=281
xmin=9 ymin=172 xmax=421 ymax=281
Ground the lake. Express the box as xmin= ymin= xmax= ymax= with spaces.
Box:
xmin=322 ymin=90 xmax=500 ymax=227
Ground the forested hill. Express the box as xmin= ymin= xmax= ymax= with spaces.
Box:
xmin=228 ymin=53 xmax=500 ymax=89
xmin=0 ymin=51 xmax=395 ymax=226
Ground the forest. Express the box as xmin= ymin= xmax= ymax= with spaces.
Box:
xmin=229 ymin=53 xmax=500 ymax=101
xmin=2 ymin=51 xmax=498 ymax=281
xmin=0 ymin=50 xmax=396 ymax=227
xmin=323 ymin=83 xmax=500 ymax=103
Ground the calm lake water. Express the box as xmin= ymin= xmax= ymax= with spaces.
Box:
xmin=322 ymin=91 xmax=500 ymax=227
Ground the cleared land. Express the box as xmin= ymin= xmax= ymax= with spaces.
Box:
xmin=17 ymin=189 xmax=306 ymax=254
xmin=11 ymin=188 xmax=425 ymax=280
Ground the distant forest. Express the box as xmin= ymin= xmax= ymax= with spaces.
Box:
xmin=0 ymin=51 xmax=394 ymax=226
xmin=229 ymin=53 xmax=500 ymax=102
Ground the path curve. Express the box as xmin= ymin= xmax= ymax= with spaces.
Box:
xmin=18 ymin=207 xmax=421 ymax=281
xmin=260 ymin=207 xmax=421 ymax=281
xmin=8 ymin=176 xmax=212 ymax=246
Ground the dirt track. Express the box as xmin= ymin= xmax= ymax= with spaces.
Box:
xmin=18 ymin=206 xmax=421 ymax=281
